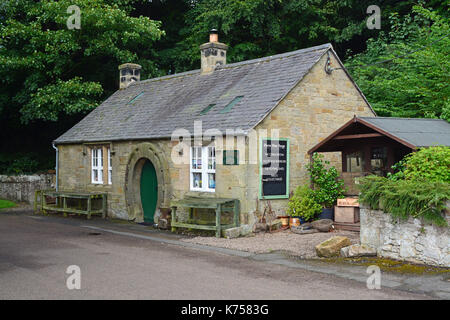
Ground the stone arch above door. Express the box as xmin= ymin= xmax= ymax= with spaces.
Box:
xmin=124 ymin=142 xmax=171 ymax=222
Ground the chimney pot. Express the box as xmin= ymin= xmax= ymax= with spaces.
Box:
xmin=209 ymin=29 xmax=219 ymax=43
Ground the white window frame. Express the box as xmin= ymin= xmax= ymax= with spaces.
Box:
xmin=190 ymin=146 xmax=216 ymax=192
xmin=108 ymin=148 xmax=112 ymax=185
xmin=91 ymin=147 xmax=103 ymax=184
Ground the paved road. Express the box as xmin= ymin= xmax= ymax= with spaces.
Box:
xmin=0 ymin=211 xmax=433 ymax=300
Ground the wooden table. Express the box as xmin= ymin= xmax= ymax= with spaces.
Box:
xmin=170 ymin=197 xmax=240 ymax=238
xmin=35 ymin=190 xmax=107 ymax=220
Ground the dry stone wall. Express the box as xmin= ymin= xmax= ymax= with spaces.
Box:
xmin=360 ymin=206 xmax=450 ymax=267
xmin=0 ymin=174 xmax=55 ymax=205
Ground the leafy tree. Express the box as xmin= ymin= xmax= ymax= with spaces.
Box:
xmin=0 ymin=0 xmax=164 ymax=123
xmin=155 ymin=0 xmax=446 ymax=74
xmin=345 ymin=5 xmax=450 ymax=120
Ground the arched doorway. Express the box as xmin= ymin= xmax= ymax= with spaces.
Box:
xmin=140 ymin=159 xmax=158 ymax=223
xmin=125 ymin=142 xmax=171 ymax=223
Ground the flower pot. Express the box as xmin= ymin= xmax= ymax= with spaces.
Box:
xmin=318 ymin=208 xmax=334 ymax=220
xmin=289 ymin=216 xmax=301 ymax=227
xmin=299 ymin=217 xmax=307 ymax=224
xmin=279 ymin=216 xmax=290 ymax=228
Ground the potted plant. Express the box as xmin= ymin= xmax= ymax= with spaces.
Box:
xmin=287 ymin=185 xmax=322 ymax=224
xmin=307 ymin=153 xmax=346 ymax=220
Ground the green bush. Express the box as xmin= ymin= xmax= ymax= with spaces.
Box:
xmin=307 ymin=153 xmax=345 ymax=208
xmin=358 ymin=175 xmax=449 ymax=227
xmin=0 ymin=153 xmax=52 ymax=175
xmin=287 ymin=185 xmax=322 ymax=221
xmin=403 ymin=146 xmax=450 ymax=183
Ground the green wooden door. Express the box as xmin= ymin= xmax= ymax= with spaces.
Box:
xmin=140 ymin=160 xmax=158 ymax=223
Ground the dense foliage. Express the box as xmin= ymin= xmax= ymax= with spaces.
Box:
xmin=388 ymin=146 xmax=450 ymax=182
xmin=0 ymin=1 xmax=448 ymax=174
xmin=0 ymin=0 xmax=164 ymax=123
xmin=358 ymin=175 xmax=449 ymax=227
xmin=346 ymin=6 xmax=450 ymax=120
xmin=287 ymin=185 xmax=322 ymax=221
xmin=307 ymin=153 xmax=345 ymax=208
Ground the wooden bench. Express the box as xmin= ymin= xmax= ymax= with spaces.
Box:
xmin=170 ymin=197 xmax=240 ymax=238
xmin=35 ymin=190 xmax=107 ymax=220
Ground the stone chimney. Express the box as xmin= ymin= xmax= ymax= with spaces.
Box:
xmin=200 ymin=29 xmax=228 ymax=74
xmin=119 ymin=63 xmax=142 ymax=89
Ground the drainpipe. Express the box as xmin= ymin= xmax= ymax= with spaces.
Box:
xmin=52 ymin=142 xmax=58 ymax=192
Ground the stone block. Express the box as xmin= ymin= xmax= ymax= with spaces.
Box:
xmin=340 ymin=244 xmax=377 ymax=258
xmin=315 ymin=236 xmax=351 ymax=258
xmin=312 ymin=219 xmax=333 ymax=232
xmin=223 ymin=227 xmax=241 ymax=239
xmin=239 ymin=224 xmax=253 ymax=237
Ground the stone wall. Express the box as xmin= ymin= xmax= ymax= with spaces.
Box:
xmin=360 ymin=206 xmax=450 ymax=267
xmin=0 ymin=174 xmax=55 ymax=205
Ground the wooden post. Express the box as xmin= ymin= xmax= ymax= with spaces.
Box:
xmin=102 ymin=194 xmax=107 ymax=219
xmin=63 ymin=196 xmax=67 ymax=217
xmin=233 ymin=200 xmax=240 ymax=227
xmin=215 ymin=203 xmax=222 ymax=238
xmin=87 ymin=196 xmax=92 ymax=220
xmin=171 ymin=206 xmax=177 ymax=232
xmin=42 ymin=191 xmax=47 ymax=215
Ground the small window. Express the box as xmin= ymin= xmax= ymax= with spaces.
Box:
xmin=91 ymin=148 xmax=103 ymax=184
xmin=223 ymin=150 xmax=239 ymax=165
xmin=127 ymin=92 xmax=144 ymax=105
xmin=190 ymin=146 xmax=216 ymax=192
xmin=220 ymin=96 xmax=243 ymax=114
xmin=346 ymin=151 xmax=364 ymax=173
xmin=200 ymin=104 xmax=216 ymax=115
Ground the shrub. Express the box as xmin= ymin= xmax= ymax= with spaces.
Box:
xmin=358 ymin=175 xmax=449 ymax=227
xmin=402 ymin=146 xmax=450 ymax=183
xmin=0 ymin=152 xmax=52 ymax=175
xmin=287 ymin=185 xmax=322 ymax=221
xmin=307 ymin=153 xmax=346 ymax=208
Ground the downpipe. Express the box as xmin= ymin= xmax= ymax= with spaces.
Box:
xmin=52 ymin=142 xmax=58 ymax=192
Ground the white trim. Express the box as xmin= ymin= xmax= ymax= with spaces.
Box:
xmin=108 ymin=148 xmax=112 ymax=185
xmin=91 ymin=147 xmax=103 ymax=184
xmin=190 ymin=146 xmax=216 ymax=192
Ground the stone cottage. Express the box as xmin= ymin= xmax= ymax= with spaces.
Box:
xmin=54 ymin=31 xmax=376 ymax=225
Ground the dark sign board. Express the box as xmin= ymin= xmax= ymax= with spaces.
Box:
xmin=260 ymin=139 xmax=289 ymax=199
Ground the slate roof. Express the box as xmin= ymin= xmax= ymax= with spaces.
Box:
xmin=55 ymin=43 xmax=333 ymax=144
xmin=360 ymin=117 xmax=450 ymax=148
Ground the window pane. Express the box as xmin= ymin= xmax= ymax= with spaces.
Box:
xmin=208 ymin=173 xmax=216 ymax=189
xmin=192 ymin=173 xmax=202 ymax=188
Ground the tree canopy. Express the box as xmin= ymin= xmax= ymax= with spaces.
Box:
xmin=0 ymin=0 xmax=164 ymax=123
xmin=0 ymin=0 xmax=448 ymax=173
xmin=345 ymin=6 xmax=450 ymax=120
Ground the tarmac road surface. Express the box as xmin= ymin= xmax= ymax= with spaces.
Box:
xmin=0 ymin=211 xmax=434 ymax=300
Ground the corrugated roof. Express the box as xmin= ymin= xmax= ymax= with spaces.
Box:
xmin=54 ymin=43 xmax=332 ymax=144
xmin=360 ymin=117 xmax=450 ymax=147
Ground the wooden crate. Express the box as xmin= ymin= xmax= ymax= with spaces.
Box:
xmin=334 ymin=206 xmax=360 ymax=223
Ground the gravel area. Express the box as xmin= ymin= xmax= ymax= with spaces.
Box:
xmin=181 ymin=229 xmax=360 ymax=259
